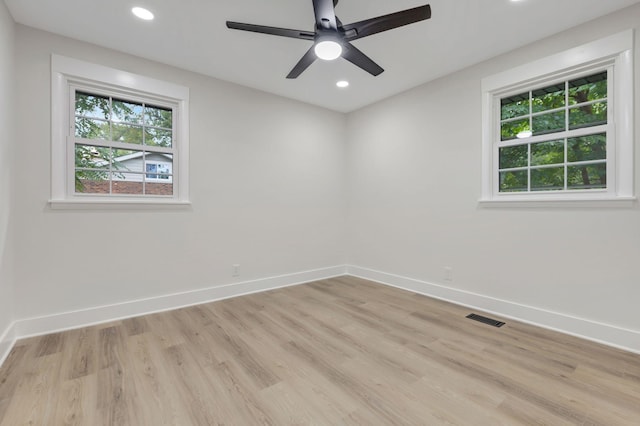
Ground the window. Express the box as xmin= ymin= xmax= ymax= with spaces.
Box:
xmin=51 ymin=55 xmax=189 ymax=207
xmin=481 ymin=31 xmax=634 ymax=204
xmin=145 ymin=161 xmax=172 ymax=181
xmin=499 ymin=71 xmax=608 ymax=193
xmin=74 ymin=91 xmax=175 ymax=196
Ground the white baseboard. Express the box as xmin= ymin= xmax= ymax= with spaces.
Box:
xmin=4 ymin=263 xmax=638 ymax=370
xmin=14 ymin=265 xmax=347 ymax=339
xmin=347 ymin=265 xmax=640 ymax=354
xmin=0 ymin=320 xmax=16 ymax=367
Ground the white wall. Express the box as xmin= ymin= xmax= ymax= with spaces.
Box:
xmin=346 ymin=5 xmax=640 ymax=350
xmin=0 ymin=0 xmax=15 ymax=359
xmin=12 ymin=26 xmax=347 ymax=324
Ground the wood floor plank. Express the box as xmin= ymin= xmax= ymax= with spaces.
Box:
xmin=204 ymin=316 xmax=281 ymax=389
xmin=1 ymin=276 xmax=639 ymax=425
xmin=497 ymin=395 xmax=578 ymax=426
xmin=259 ymin=381 xmax=328 ymax=425
xmin=0 ymin=344 xmax=30 ymax=405
xmin=212 ymin=360 xmax=276 ymax=425
xmin=50 ymin=374 xmax=97 ymax=426
xmin=60 ymin=327 xmax=98 ymax=381
xmin=0 ymin=353 xmax=61 ymax=425
xmin=160 ymin=343 xmax=223 ymax=425
xmin=122 ymin=316 xmax=149 ymax=337
xmin=124 ymin=332 xmax=189 ymax=425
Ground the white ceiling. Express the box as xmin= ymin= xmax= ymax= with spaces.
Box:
xmin=5 ymin=0 xmax=640 ymax=112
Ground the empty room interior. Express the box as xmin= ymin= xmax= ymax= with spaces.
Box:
xmin=1 ymin=0 xmax=640 ymax=424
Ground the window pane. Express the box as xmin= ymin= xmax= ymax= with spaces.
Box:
xmin=75 ymin=117 xmax=109 ymax=140
xmin=75 ymin=144 xmax=111 ymax=169
xmin=531 ymin=140 xmax=564 ymax=166
xmin=567 ymin=134 xmax=606 ymax=163
xmin=501 ymin=93 xmax=529 ymax=120
xmin=145 ymin=128 xmax=172 ymax=147
xmin=499 ymin=145 xmax=528 ymax=169
xmin=532 ymin=83 xmax=565 ymax=113
xmin=569 ymin=102 xmax=607 ymax=129
xmin=499 ymin=170 xmax=528 ymax=192
xmin=146 ymin=180 xmax=173 ymax=196
xmin=567 ymin=164 xmax=606 ymax=190
xmin=531 ymin=167 xmax=564 ymax=191
xmin=111 ymin=172 xmax=144 ymax=195
xmin=75 ymin=170 xmax=110 ymax=194
xmin=75 ymin=92 xmax=109 ymax=120
xmin=113 ymin=149 xmax=143 ymax=173
xmin=532 ymin=111 xmax=565 ymax=135
xmin=145 ymin=106 xmax=172 ymax=129
xmin=569 ymin=72 xmax=607 ymax=105
xmin=112 ymin=99 xmax=143 ymax=124
xmin=112 ymin=123 xmax=143 ymax=144
xmin=145 ymin=154 xmax=173 ymax=180
xmin=155 ymin=163 xmax=171 ymax=177
xmin=501 ymin=118 xmax=530 ymax=141
xmin=146 ymin=163 xmax=158 ymax=179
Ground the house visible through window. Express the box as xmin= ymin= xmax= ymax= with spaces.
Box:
xmin=74 ymin=91 xmax=175 ymax=196
xmin=145 ymin=161 xmax=172 ymax=180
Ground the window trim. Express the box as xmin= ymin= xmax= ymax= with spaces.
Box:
xmin=50 ymin=54 xmax=190 ymax=208
xmin=480 ymin=30 xmax=634 ymax=204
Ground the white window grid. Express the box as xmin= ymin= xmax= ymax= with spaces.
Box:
xmin=494 ymin=68 xmax=612 ymax=194
xmin=70 ymin=85 xmax=177 ymax=196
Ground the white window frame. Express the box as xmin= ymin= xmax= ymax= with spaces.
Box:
xmin=50 ymin=55 xmax=190 ymax=208
xmin=480 ymin=30 xmax=634 ymax=205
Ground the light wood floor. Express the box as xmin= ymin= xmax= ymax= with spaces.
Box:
xmin=1 ymin=276 xmax=639 ymax=425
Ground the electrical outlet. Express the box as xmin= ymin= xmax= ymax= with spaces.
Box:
xmin=444 ymin=266 xmax=453 ymax=282
xmin=232 ymin=264 xmax=240 ymax=277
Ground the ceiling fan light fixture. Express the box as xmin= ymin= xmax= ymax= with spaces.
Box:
xmin=314 ymin=40 xmax=342 ymax=61
xmin=132 ymin=6 xmax=154 ymax=21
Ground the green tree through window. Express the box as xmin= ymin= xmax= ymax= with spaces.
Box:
xmin=497 ymin=71 xmax=608 ymax=193
xmin=74 ymin=91 xmax=173 ymax=193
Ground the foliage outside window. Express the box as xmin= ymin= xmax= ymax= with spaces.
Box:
xmin=480 ymin=31 xmax=634 ymax=204
xmin=498 ymin=71 xmax=608 ymax=193
xmin=74 ymin=90 xmax=175 ymax=196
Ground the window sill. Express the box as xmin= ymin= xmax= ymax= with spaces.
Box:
xmin=48 ymin=199 xmax=192 ymax=210
xmin=478 ymin=196 xmax=636 ymax=208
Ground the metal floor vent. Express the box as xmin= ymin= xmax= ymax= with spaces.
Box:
xmin=466 ymin=313 xmax=505 ymax=328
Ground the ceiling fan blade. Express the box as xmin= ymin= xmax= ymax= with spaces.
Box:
xmin=226 ymin=21 xmax=315 ymax=41
xmin=286 ymin=46 xmax=317 ymax=79
xmin=341 ymin=4 xmax=431 ymax=41
xmin=342 ymin=43 xmax=384 ymax=76
xmin=312 ymin=0 xmax=338 ymax=30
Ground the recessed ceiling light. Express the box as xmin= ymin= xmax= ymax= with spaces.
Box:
xmin=336 ymin=80 xmax=349 ymax=88
xmin=132 ymin=6 xmax=154 ymax=21
xmin=516 ymin=130 xmax=532 ymax=139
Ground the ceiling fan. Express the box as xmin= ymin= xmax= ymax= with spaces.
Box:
xmin=226 ymin=0 xmax=431 ymax=79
